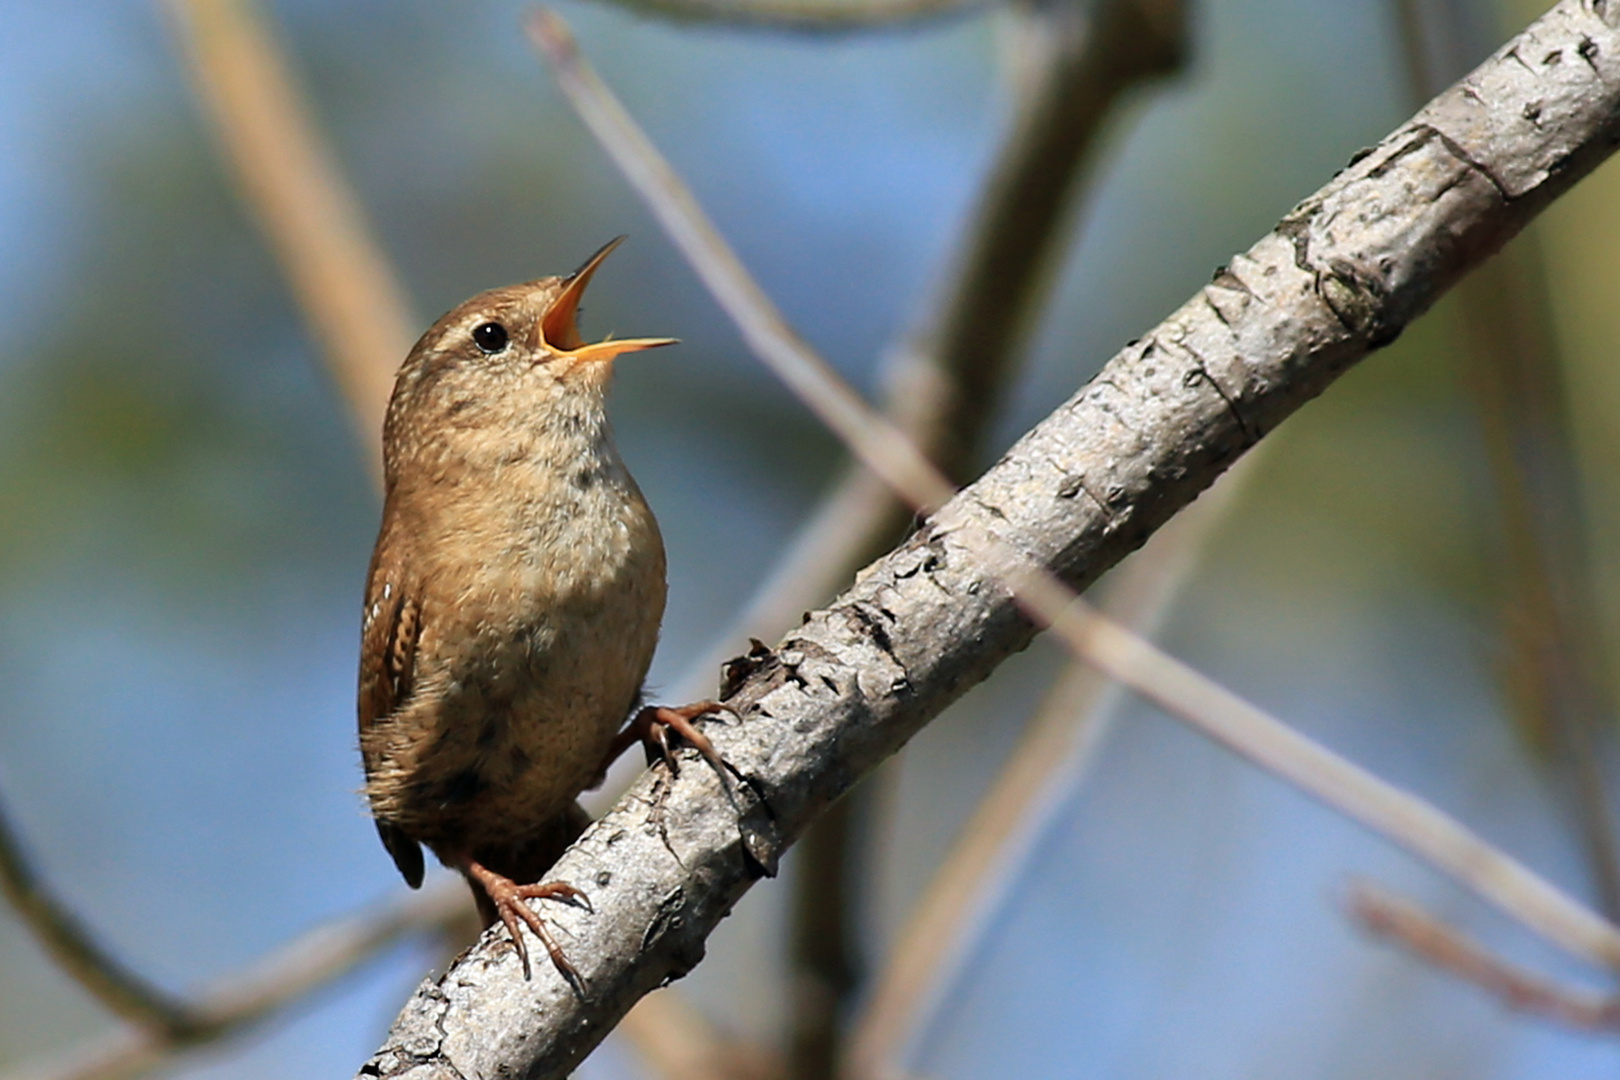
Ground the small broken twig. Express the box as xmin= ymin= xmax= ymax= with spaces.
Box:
xmin=1351 ymin=881 xmax=1620 ymax=1031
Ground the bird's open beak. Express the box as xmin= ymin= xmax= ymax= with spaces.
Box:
xmin=538 ymin=236 xmax=677 ymax=363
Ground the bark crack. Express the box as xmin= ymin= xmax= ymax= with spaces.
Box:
xmin=1414 ymin=122 xmax=1513 ymax=201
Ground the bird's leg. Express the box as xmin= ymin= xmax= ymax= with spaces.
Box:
xmin=599 ymin=700 xmax=732 ymax=779
xmin=462 ymin=857 xmax=592 ymax=990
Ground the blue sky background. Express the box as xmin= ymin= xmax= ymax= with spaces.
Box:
xmin=4 ymin=1 xmax=1620 ymax=1077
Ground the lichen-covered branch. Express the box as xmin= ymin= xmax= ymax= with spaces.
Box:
xmin=360 ymin=4 xmax=1620 ymax=1077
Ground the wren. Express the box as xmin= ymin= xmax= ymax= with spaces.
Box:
xmin=357 ymin=238 xmax=722 ymax=985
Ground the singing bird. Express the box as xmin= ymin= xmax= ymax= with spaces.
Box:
xmin=357 ymin=238 xmax=720 ymax=983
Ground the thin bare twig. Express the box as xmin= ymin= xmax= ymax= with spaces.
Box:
xmin=669 ymin=0 xmax=1185 ymax=704
xmin=776 ymin=2 xmax=1186 ymax=1071
xmin=1395 ymin=0 xmax=1620 ymax=928
xmin=534 ymin=11 xmax=949 ymax=508
xmin=844 ymin=448 xmax=1261 ymax=1080
xmin=166 ymin=0 xmax=414 ymax=482
xmin=530 ymin=1 xmax=1620 ymax=973
xmin=583 ymin=0 xmax=984 ymax=31
xmin=1350 ymin=882 xmax=1620 ymax=1031
xmin=3 ymin=880 xmax=468 ymax=1080
xmin=785 ymin=791 xmax=860 ymax=1080
xmin=1459 ymin=249 xmax=1620 ymax=920
xmin=1049 ymin=596 xmax=1620 ymax=968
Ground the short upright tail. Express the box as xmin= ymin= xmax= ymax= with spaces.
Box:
xmin=376 ymin=819 xmax=425 ymax=889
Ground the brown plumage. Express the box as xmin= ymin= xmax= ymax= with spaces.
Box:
xmin=357 ymin=238 xmax=717 ymax=983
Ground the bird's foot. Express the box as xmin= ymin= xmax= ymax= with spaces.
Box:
xmin=463 ymin=859 xmax=591 ymax=990
xmin=601 ymin=700 xmax=733 ymax=780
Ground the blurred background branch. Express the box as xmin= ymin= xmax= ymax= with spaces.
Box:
xmin=3 ymin=880 xmax=469 ymax=1080
xmin=584 ymin=0 xmax=986 ymax=30
xmin=844 ymin=447 xmax=1260 ymax=1080
xmin=1394 ymin=0 xmax=1620 ymax=931
xmin=753 ymin=1 xmax=1189 ymax=1074
xmin=166 ymin=0 xmax=413 ymax=482
xmin=620 ymin=989 xmax=783 ymax=1080
xmin=0 ymin=794 xmax=196 ymax=1042
xmin=1350 ymin=882 xmax=1620 ymax=1032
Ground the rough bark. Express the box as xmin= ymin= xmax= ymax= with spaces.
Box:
xmin=359 ymin=3 xmax=1620 ymax=1077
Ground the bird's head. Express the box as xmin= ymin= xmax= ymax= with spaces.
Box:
xmin=382 ymin=237 xmax=674 ymax=477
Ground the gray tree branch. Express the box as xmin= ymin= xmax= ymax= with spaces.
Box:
xmin=360 ymin=3 xmax=1620 ymax=1077
xmin=0 ymin=791 xmax=195 ymax=1040
xmin=775 ymin=2 xmax=1186 ymax=1073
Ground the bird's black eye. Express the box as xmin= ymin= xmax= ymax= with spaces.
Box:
xmin=472 ymin=321 xmax=509 ymax=354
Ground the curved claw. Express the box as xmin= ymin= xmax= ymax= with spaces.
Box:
xmin=548 ymin=881 xmax=594 ymax=914
xmin=464 ymin=860 xmax=591 ymax=995
xmin=606 ymin=700 xmax=732 ymax=776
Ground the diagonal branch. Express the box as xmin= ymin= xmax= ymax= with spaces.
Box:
xmin=530 ymin=0 xmax=1620 ymax=969
xmin=357 ymin=4 xmax=1620 ymax=1077
xmin=669 ymin=0 xmax=1185 ymax=703
xmin=843 ymin=448 xmax=1262 ymax=1080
